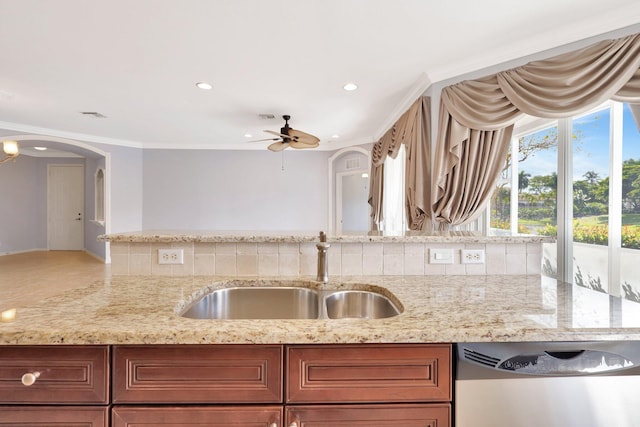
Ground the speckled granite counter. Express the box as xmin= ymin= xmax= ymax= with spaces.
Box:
xmin=2 ymin=274 xmax=639 ymax=345
xmin=100 ymin=230 xmax=554 ymax=244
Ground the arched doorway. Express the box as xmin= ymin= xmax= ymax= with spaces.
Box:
xmin=0 ymin=134 xmax=110 ymax=261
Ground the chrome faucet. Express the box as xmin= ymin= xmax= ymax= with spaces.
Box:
xmin=316 ymin=231 xmax=330 ymax=283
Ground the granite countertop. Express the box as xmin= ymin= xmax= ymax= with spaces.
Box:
xmin=99 ymin=230 xmax=555 ymax=244
xmin=2 ymin=274 xmax=639 ymax=345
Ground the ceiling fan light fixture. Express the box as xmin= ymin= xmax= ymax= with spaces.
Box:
xmin=3 ymin=140 xmax=18 ymax=156
xmin=343 ymin=82 xmax=358 ymax=91
xmin=195 ymin=82 xmax=213 ymax=90
xmin=1 ymin=140 xmax=19 ymax=164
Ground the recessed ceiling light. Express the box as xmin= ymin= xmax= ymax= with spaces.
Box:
xmin=343 ymin=82 xmax=358 ymax=91
xmin=196 ymin=82 xmax=213 ymax=90
xmin=331 ymin=134 xmax=340 ymax=139
xmin=244 ymin=133 xmax=253 ymax=138
xmin=34 ymin=146 xmax=47 ymax=151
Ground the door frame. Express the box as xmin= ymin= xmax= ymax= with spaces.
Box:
xmin=5 ymin=134 xmax=111 ymax=262
xmin=47 ymin=163 xmax=85 ymax=250
xmin=328 ymin=147 xmax=372 ymax=234
xmin=336 ymin=170 xmax=371 ymax=235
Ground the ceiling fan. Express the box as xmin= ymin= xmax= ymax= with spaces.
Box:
xmin=250 ymin=115 xmax=320 ymax=152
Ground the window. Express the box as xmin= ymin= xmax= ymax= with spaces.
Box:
xmin=381 ymin=144 xmax=406 ymax=233
xmin=94 ymin=168 xmax=105 ymax=224
xmin=490 ymin=101 xmax=640 ymax=301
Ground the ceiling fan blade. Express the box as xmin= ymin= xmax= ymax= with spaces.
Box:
xmin=247 ymin=137 xmax=280 ymax=143
xmin=264 ymin=130 xmax=290 ymax=138
xmin=268 ymin=141 xmax=289 ymax=152
xmin=289 ymin=128 xmax=320 ymax=145
xmin=290 ymin=140 xmax=320 ymax=149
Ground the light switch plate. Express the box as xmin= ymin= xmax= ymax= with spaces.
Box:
xmin=429 ymin=248 xmax=454 ymax=264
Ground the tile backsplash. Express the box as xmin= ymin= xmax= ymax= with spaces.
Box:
xmin=109 ymin=241 xmax=543 ymax=277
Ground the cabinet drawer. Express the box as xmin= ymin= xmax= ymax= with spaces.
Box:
xmin=0 ymin=346 xmax=109 ymax=404
xmin=112 ymin=405 xmax=282 ymax=426
xmin=0 ymin=406 xmax=108 ymax=426
xmin=113 ymin=345 xmax=283 ymax=403
xmin=287 ymin=403 xmax=450 ymax=426
xmin=287 ymin=344 xmax=451 ymax=403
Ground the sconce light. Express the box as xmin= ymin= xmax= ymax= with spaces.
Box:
xmin=1 ymin=140 xmax=19 ymax=164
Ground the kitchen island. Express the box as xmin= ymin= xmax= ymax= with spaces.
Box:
xmin=1 ymin=273 xmax=639 ymax=345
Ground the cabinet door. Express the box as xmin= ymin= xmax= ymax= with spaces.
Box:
xmin=0 ymin=406 xmax=108 ymax=426
xmin=0 ymin=346 xmax=109 ymax=404
xmin=287 ymin=344 xmax=451 ymax=403
xmin=286 ymin=404 xmax=450 ymax=426
xmin=112 ymin=405 xmax=282 ymax=426
xmin=113 ymin=345 xmax=283 ymax=403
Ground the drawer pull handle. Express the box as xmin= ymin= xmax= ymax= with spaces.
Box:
xmin=270 ymin=424 xmax=278 ymax=427
xmin=21 ymin=371 xmax=40 ymax=386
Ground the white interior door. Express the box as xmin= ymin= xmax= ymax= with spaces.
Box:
xmin=337 ymin=171 xmax=370 ymax=234
xmin=48 ymin=164 xmax=84 ymax=250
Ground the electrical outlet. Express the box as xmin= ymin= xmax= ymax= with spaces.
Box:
xmin=429 ymin=248 xmax=454 ymax=264
xmin=158 ymin=248 xmax=184 ymax=265
xmin=461 ymin=249 xmax=485 ymax=264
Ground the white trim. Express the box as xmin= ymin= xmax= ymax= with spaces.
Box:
xmin=0 ymin=248 xmax=48 ymax=257
xmin=327 ymin=146 xmax=371 ymax=234
xmin=94 ymin=167 xmax=106 ymax=223
xmin=335 ymin=170 xmax=370 ymax=235
xmin=47 ymin=164 xmax=85 ymax=250
xmin=83 ymin=248 xmax=106 ymax=263
xmin=609 ymin=102 xmax=624 ymax=296
xmin=0 ymin=121 xmax=144 ymax=148
xmin=557 ymin=118 xmax=574 ymax=284
xmin=2 ymin=133 xmax=111 ymax=263
xmin=373 ymin=73 xmax=432 ymax=141
xmin=510 ymin=136 xmax=519 ymax=235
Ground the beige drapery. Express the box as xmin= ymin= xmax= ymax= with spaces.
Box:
xmin=433 ymin=33 xmax=640 ymax=229
xmin=368 ymin=96 xmax=431 ymax=230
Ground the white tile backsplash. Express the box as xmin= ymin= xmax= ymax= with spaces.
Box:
xmin=111 ymin=241 xmax=544 ymax=277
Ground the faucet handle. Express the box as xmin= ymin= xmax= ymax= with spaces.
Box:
xmin=319 ymin=231 xmax=326 ymax=242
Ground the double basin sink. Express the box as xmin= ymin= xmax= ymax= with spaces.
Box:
xmin=180 ymin=285 xmax=402 ymax=320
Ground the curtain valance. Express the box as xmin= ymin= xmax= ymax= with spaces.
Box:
xmin=434 ymin=33 xmax=640 ymax=229
xmin=368 ymin=96 xmax=431 ymax=230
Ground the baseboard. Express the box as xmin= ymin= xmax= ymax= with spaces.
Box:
xmin=0 ymin=248 xmax=48 ymax=257
xmin=84 ymin=249 xmax=106 ymax=263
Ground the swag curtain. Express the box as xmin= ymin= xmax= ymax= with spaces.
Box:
xmin=368 ymin=96 xmax=431 ymax=230
xmin=433 ymin=33 xmax=640 ymax=229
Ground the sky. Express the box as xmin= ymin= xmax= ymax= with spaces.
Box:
xmin=520 ymin=103 xmax=640 ymax=180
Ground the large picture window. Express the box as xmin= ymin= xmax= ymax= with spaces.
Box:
xmin=490 ymin=101 xmax=640 ymax=301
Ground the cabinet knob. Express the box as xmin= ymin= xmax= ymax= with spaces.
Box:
xmin=21 ymin=371 xmax=40 ymax=386
xmin=269 ymin=424 xmax=278 ymax=427
xmin=289 ymin=423 xmax=298 ymax=427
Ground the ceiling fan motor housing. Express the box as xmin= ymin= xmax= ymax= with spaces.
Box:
xmin=281 ymin=115 xmax=292 ymax=142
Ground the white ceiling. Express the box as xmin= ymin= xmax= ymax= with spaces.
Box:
xmin=1 ymin=0 xmax=639 ymax=152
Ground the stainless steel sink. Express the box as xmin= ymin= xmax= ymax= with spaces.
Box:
xmin=324 ymin=290 xmax=401 ymax=319
xmin=181 ymin=287 xmax=320 ymax=320
xmin=179 ymin=285 xmax=402 ymax=320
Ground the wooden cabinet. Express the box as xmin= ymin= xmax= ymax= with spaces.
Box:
xmin=0 ymin=343 xmax=451 ymax=426
xmin=0 ymin=406 xmax=109 ymax=426
xmin=287 ymin=344 xmax=451 ymax=403
xmin=286 ymin=344 xmax=451 ymax=426
xmin=112 ymin=345 xmax=282 ymax=404
xmin=0 ymin=345 xmax=110 ymax=425
xmin=112 ymin=405 xmax=282 ymax=426
xmin=287 ymin=403 xmax=451 ymax=426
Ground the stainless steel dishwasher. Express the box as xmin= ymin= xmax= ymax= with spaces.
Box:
xmin=456 ymin=341 xmax=640 ymax=427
